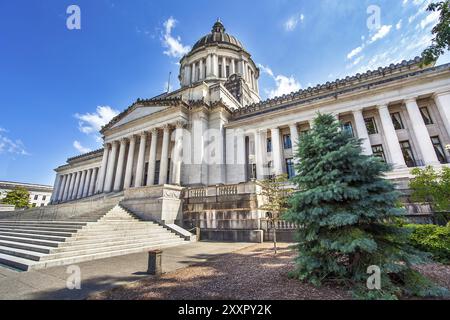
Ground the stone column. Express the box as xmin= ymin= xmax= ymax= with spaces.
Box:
xmin=185 ymin=65 xmax=191 ymax=85
xmin=213 ymin=54 xmax=218 ymax=77
xmin=57 ymin=175 xmax=67 ymax=202
xmin=159 ymin=125 xmax=171 ymax=185
xmin=271 ymin=128 xmax=283 ymax=176
xmin=96 ymin=144 xmax=110 ymax=193
xmin=353 ymin=109 xmax=373 ymax=155
xmin=289 ymin=124 xmax=299 ymax=154
xmin=433 ymin=91 xmax=450 ymax=136
xmin=71 ymin=171 xmax=81 ymax=200
xmin=199 ymin=59 xmax=204 ymax=80
xmin=50 ymin=174 xmax=61 ymax=203
xmin=88 ymin=168 xmax=98 ymax=196
xmin=124 ymin=135 xmax=136 ymax=189
xmin=255 ymin=129 xmax=265 ymax=180
xmin=63 ymin=173 xmax=73 ymax=202
xmin=77 ymin=170 xmax=87 ymax=199
xmin=222 ymin=56 xmax=226 ymax=78
xmin=377 ymin=105 xmax=407 ymax=168
xmin=82 ymin=169 xmax=91 ymax=198
xmin=134 ymin=132 xmax=147 ymax=188
xmin=405 ymin=98 xmax=440 ymax=165
xmin=206 ymin=54 xmax=212 ymax=77
xmin=240 ymin=60 xmax=245 ymax=78
xmin=147 ymin=129 xmax=159 ymax=186
xmin=104 ymin=141 xmax=119 ymax=193
xmin=113 ymin=138 xmax=127 ymax=191
xmin=231 ymin=59 xmax=236 ymax=75
xmin=172 ymin=121 xmax=185 ymax=185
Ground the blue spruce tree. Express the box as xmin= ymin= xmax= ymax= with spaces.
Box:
xmin=284 ymin=113 xmax=448 ymax=299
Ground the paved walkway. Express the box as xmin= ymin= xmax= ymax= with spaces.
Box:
xmin=0 ymin=242 xmax=253 ymax=300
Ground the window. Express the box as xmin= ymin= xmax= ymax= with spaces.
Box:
xmin=267 ymin=138 xmax=272 ymax=153
xmin=248 ymin=164 xmax=257 ymax=180
xmin=342 ymin=122 xmax=354 ymax=137
xmin=286 ymin=158 xmax=295 ymax=179
xmin=40 ymin=203 xmax=45 ymax=207
xmin=42 ymin=195 xmax=46 ymax=201
xmin=34 ymin=195 xmax=38 ymax=200
xmin=372 ymin=145 xmax=386 ymax=162
xmin=391 ymin=112 xmax=405 ymax=130
xmin=154 ymin=161 xmax=160 ymax=185
xmin=364 ymin=117 xmax=378 ymax=135
xmin=32 ymin=203 xmax=36 ymax=208
xmin=226 ymin=66 xmax=230 ymax=78
xmin=420 ymin=107 xmax=433 ymax=125
xmin=431 ymin=136 xmax=448 ymax=164
xmin=400 ymin=141 xmax=416 ymax=167
xmin=283 ymin=134 xmax=292 ymax=149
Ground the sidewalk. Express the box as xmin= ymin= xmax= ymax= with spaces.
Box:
xmin=0 ymin=242 xmax=253 ymax=300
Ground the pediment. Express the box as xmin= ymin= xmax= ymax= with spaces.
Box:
xmin=111 ymin=105 xmax=167 ymax=129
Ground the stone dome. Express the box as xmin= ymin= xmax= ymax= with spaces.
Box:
xmin=191 ymin=20 xmax=245 ymax=53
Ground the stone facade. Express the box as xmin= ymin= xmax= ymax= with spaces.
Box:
xmin=0 ymin=181 xmax=53 ymax=208
xmin=49 ymin=21 xmax=450 ymax=240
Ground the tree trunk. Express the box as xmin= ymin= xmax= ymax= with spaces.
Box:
xmin=273 ymin=221 xmax=277 ymax=255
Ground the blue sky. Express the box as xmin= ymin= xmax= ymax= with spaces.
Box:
xmin=0 ymin=0 xmax=448 ymax=185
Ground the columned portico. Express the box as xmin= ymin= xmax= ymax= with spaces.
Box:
xmin=404 ymin=98 xmax=440 ymax=165
xmin=77 ymin=170 xmax=86 ymax=199
xmin=96 ymin=145 xmax=110 ymax=193
xmin=88 ymin=168 xmax=97 ymax=196
xmin=254 ymin=129 xmax=265 ymax=180
xmin=352 ymin=109 xmax=373 ymax=155
xmin=377 ymin=105 xmax=407 ymax=168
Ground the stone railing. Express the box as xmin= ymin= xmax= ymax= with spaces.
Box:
xmin=260 ymin=219 xmax=298 ymax=230
xmin=184 ymin=181 xmax=258 ymax=199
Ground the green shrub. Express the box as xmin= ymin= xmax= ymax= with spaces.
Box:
xmin=405 ymin=224 xmax=450 ymax=264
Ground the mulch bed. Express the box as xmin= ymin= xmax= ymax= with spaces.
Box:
xmin=89 ymin=243 xmax=450 ymax=300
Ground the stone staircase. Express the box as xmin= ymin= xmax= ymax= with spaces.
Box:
xmin=0 ymin=205 xmax=189 ymax=271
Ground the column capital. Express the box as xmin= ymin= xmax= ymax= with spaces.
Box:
xmin=289 ymin=123 xmax=298 ymax=129
xmin=175 ymin=120 xmax=186 ymax=129
xmin=150 ymin=127 xmax=159 ymax=135
xmin=162 ymin=124 xmax=171 ymax=131
xmin=138 ymin=131 xmax=147 ymax=138
xmin=432 ymin=90 xmax=450 ymax=99
xmin=111 ymin=140 xmax=119 ymax=146
xmin=403 ymin=97 xmax=418 ymax=105
xmin=119 ymin=137 xmax=128 ymax=144
xmin=352 ymin=108 xmax=364 ymax=114
xmin=377 ymin=104 xmax=390 ymax=110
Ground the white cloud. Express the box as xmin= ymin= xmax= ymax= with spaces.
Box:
xmin=73 ymin=141 xmax=92 ymax=154
xmin=420 ymin=10 xmax=439 ymax=29
xmin=369 ymin=25 xmax=392 ymax=43
xmin=284 ymin=13 xmax=304 ymax=31
xmin=161 ymin=17 xmax=191 ymax=58
xmin=258 ymin=64 xmax=301 ymax=98
xmin=75 ymin=106 xmax=119 ymax=136
xmin=347 ymin=45 xmax=364 ymax=59
xmin=0 ymin=128 xmax=28 ymax=156
xmin=396 ymin=19 xmax=403 ymax=30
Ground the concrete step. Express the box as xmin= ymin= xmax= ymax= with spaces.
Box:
xmin=0 ymin=228 xmax=74 ymax=237
xmin=0 ymin=252 xmax=34 ymax=271
xmin=0 ymin=239 xmax=53 ymax=254
xmin=0 ymin=245 xmax=44 ymax=261
xmin=30 ymin=240 xmax=189 ymax=270
xmin=57 ymin=233 xmax=184 ymax=251
xmin=0 ymin=231 xmax=68 ymax=242
xmin=0 ymin=225 xmax=83 ymax=233
xmin=0 ymin=221 xmax=88 ymax=227
xmin=0 ymin=235 xmax=61 ymax=247
xmin=61 ymin=231 xmax=180 ymax=246
xmin=70 ymin=229 xmax=173 ymax=240
xmin=80 ymin=224 xmax=161 ymax=232
xmin=41 ymin=238 xmax=186 ymax=261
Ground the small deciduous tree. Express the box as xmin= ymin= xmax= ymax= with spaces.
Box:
xmin=257 ymin=174 xmax=293 ymax=254
xmin=421 ymin=0 xmax=450 ymax=65
xmin=1 ymin=187 xmax=30 ymax=209
xmin=409 ymin=166 xmax=450 ymax=213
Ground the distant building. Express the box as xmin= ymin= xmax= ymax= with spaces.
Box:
xmin=0 ymin=181 xmax=53 ymax=208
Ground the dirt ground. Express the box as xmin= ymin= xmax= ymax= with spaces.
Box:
xmin=89 ymin=243 xmax=450 ymax=300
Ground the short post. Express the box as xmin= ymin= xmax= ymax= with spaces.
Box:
xmin=147 ymin=249 xmax=163 ymax=276
xmin=196 ymin=227 xmax=201 ymax=241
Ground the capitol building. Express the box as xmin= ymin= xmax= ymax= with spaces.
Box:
xmin=48 ymin=20 xmax=450 ymax=241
